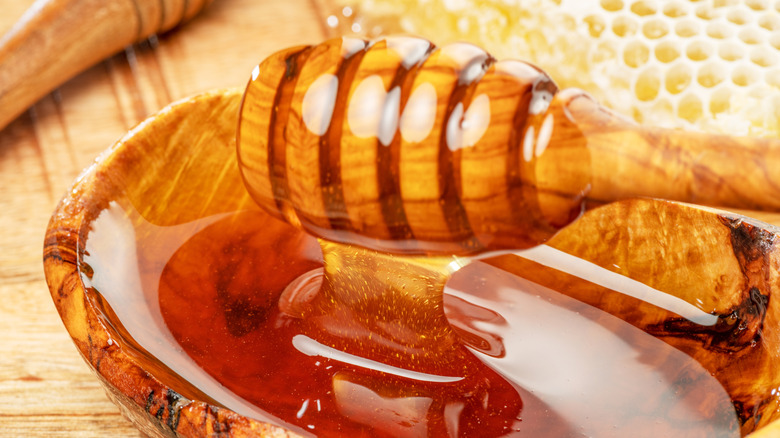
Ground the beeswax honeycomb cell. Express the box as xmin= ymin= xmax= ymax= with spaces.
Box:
xmin=656 ymin=41 xmax=682 ymax=62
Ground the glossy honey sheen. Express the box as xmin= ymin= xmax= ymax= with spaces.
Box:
xmin=77 ymin=202 xmax=743 ymax=437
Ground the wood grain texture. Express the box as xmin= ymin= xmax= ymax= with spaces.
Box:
xmin=0 ymin=0 xmax=334 ymax=435
xmin=0 ymin=0 xmax=215 ymax=130
xmin=2 ymin=0 xmax=779 ymax=436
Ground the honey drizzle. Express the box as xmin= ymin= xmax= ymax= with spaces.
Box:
xmin=87 ymin=34 xmax=780 ymax=437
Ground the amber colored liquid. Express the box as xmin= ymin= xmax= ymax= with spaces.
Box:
xmin=81 ymin=206 xmax=739 ymax=437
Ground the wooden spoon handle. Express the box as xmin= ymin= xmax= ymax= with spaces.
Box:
xmin=565 ymin=94 xmax=780 ymax=212
xmin=0 ymin=0 xmax=213 ymax=131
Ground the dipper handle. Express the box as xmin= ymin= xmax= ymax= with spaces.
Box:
xmin=0 ymin=0 xmax=213 ymax=130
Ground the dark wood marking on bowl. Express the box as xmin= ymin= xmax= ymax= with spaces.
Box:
xmin=145 ymin=390 xmax=155 ymax=412
xmin=166 ymin=390 xmax=182 ymax=431
xmin=644 ymin=217 xmax=774 ymax=358
xmin=650 ymin=286 xmax=767 ymax=354
xmin=155 ymin=403 xmax=166 ymax=422
xmin=87 ymin=333 xmax=95 ymax=365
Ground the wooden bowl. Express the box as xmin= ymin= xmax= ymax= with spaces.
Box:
xmin=43 ymin=89 xmax=780 ymax=437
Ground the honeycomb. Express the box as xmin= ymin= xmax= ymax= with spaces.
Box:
xmin=329 ymin=0 xmax=780 ymax=137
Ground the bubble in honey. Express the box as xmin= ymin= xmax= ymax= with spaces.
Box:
xmin=630 ymin=0 xmax=658 ymax=16
xmin=636 ymin=66 xmax=661 ymax=101
xmin=612 ymin=15 xmax=639 ymax=36
xmin=698 ymin=61 xmax=727 ymax=87
xmin=687 ymin=40 xmax=714 ymax=61
xmin=624 ymin=40 xmax=650 ymax=67
xmin=655 ymin=41 xmax=681 ymax=63
xmin=666 ymin=63 xmax=692 ymax=94
xmin=643 ymin=18 xmax=670 ymax=38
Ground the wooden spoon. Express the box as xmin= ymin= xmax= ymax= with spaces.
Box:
xmin=237 ymin=36 xmax=780 ymax=256
xmin=0 ymin=0 xmax=213 ymax=131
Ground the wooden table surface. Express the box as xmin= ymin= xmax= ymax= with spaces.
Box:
xmin=0 ymin=0 xmax=334 ymax=435
xmin=4 ymin=1 xmax=780 ymax=437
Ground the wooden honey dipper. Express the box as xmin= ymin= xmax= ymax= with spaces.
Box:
xmin=0 ymin=0 xmax=213 ymax=131
xmin=237 ymin=36 xmax=780 ymax=256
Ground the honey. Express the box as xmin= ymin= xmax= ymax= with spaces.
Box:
xmin=80 ymin=203 xmax=741 ymax=437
